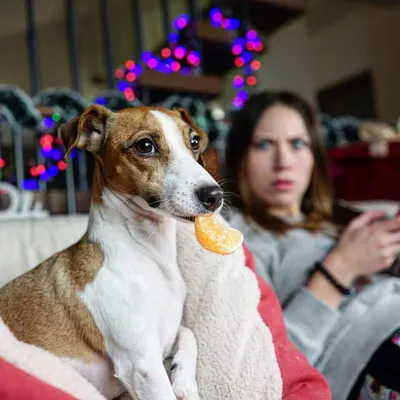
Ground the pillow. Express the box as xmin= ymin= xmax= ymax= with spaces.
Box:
xmin=0 ymin=215 xmax=88 ymax=287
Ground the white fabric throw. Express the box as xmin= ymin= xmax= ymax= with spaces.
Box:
xmin=176 ymin=220 xmax=282 ymax=400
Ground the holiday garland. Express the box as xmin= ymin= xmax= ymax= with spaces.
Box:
xmin=0 ymin=86 xmax=230 ymax=189
xmin=0 ymin=85 xmax=42 ymax=130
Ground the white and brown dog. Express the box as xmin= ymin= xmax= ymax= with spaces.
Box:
xmin=0 ymin=105 xmax=224 ymax=399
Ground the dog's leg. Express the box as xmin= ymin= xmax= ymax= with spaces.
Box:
xmin=169 ymin=326 xmax=200 ymax=400
xmin=113 ymin=351 xmax=176 ymax=400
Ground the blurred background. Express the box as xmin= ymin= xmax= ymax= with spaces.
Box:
xmin=1 ymin=0 xmax=400 ymax=214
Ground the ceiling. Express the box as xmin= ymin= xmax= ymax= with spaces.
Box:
xmin=1 ymin=0 xmax=398 ymax=39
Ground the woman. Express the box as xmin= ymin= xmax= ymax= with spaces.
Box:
xmin=224 ymin=90 xmax=400 ymax=400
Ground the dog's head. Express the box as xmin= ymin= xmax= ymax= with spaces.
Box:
xmin=58 ymin=105 xmax=223 ymax=219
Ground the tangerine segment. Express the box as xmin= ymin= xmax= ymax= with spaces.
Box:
xmin=195 ymin=214 xmax=244 ymax=255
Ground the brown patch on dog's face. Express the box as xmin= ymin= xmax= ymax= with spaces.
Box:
xmin=98 ymin=107 xmax=172 ymax=206
xmin=59 ymin=105 xmax=220 ymax=216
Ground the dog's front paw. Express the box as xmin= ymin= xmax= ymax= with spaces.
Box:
xmin=171 ymin=378 xmax=200 ymax=400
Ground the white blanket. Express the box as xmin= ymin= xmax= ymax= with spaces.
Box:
xmin=177 ymin=220 xmax=282 ymax=399
xmin=0 ymin=216 xmax=282 ymax=399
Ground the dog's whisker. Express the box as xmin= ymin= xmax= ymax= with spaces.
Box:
xmin=217 ymin=179 xmax=235 ymax=188
xmin=222 ymin=204 xmax=232 ymax=215
xmin=217 ymin=179 xmax=228 ymax=186
xmin=223 ymin=191 xmax=240 ymax=199
xmin=222 ymin=197 xmax=231 ymax=206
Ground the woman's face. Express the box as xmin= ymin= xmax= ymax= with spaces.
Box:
xmin=246 ymin=104 xmax=314 ymax=217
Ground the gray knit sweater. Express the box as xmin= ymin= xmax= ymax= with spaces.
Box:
xmin=227 ymin=211 xmax=400 ymax=400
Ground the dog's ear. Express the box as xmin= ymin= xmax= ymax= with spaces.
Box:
xmin=58 ymin=105 xmax=113 ymax=161
xmin=172 ymin=107 xmax=209 ymax=154
xmin=172 ymin=107 xmax=193 ymax=126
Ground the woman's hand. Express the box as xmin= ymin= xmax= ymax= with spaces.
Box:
xmin=306 ymin=211 xmax=400 ymax=309
xmin=324 ymin=211 xmax=400 ymax=285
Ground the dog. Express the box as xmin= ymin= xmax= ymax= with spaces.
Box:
xmin=0 ymin=105 xmax=224 ymax=399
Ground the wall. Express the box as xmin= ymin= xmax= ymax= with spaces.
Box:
xmin=306 ymin=0 xmax=400 ymax=121
xmin=256 ymin=17 xmax=315 ymax=105
xmin=235 ymin=0 xmax=400 ymax=122
xmin=306 ymin=0 xmax=369 ymax=91
xmin=363 ymin=5 xmax=400 ymax=121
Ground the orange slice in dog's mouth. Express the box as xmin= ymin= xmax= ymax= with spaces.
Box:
xmin=194 ymin=214 xmax=243 ymax=255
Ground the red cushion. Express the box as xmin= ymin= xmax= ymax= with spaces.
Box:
xmin=328 ymin=142 xmax=400 ymax=201
xmin=0 ymin=358 xmax=76 ymax=400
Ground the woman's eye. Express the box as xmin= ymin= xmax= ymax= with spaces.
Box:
xmin=252 ymin=140 xmax=271 ymax=150
xmin=190 ymin=135 xmax=201 ymax=151
xmin=135 ymin=138 xmax=157 ymax=154
xmin=291 ymin=139 xmax=309 ymax=150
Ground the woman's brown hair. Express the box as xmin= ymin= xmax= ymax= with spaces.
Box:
xmin=224 ymin=90 xmax=334 ymax=234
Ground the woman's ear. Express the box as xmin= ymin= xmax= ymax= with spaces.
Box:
xmin=58 ymin=105 xmax=113 ymax=161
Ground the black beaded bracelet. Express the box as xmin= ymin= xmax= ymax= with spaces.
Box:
xmin=311 ymin=262 xmax=353 ymax=296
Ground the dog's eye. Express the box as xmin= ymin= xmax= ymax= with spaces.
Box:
xmin=190 ymin=135 xmax=201 ymax=151
xmin=135 ymin=138 xmax=157 ymax=154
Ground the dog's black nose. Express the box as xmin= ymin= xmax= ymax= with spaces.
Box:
xmin=196 ymin=185 xmax=224 ymax=211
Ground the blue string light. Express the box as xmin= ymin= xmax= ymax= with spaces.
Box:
xmin=42 ymin=117 xmax=54 ymax=129
xmin=48 ymin=165 xmax=59 ymax=177
xmin=96 ymin=97 xmax=106 ymax=105
xmin=28 ymin=109 xmax=77 ymax=184
xmin=22 ymin=179 xmax=39 ymax=190
xmin=115 ymin=9 xmax=264 ymax=107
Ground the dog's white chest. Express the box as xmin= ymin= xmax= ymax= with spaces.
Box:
xmin=80 ymin=243 xmax=186 ymax=359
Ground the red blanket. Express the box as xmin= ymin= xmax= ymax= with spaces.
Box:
xmin=0 ymin=358 xmax=76 ymax=400
xmin=243 ymin=244 xmax=331 ymax=400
